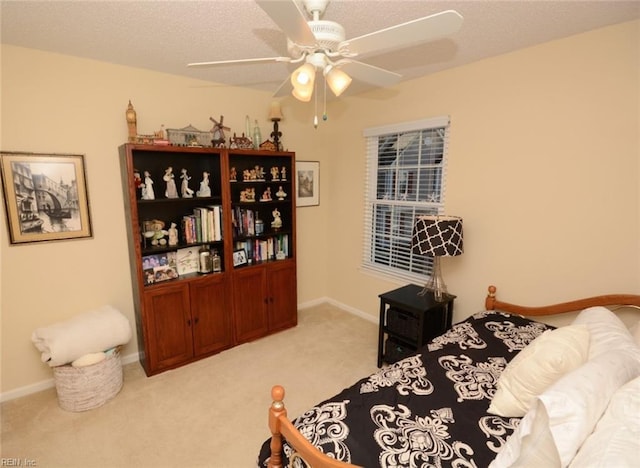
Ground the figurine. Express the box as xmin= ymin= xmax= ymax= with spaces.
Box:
xmin=196 ymin=171 xmax=211 ymax=197
xmin=142 ymin=170 xmax=155 ymax=200
xmin=230 ymin=167 xmax=237 ymax=181
xmin=134 ymin=170 xmax=143 ymax=195
xmin=255 ymin=166 xmax=265 ymax=180
xmin=270 ymin=167 xmax=280 ymax=181
xmin=164 ymin=166 xmax=178 ymax=198
xmin=261 ymin=187 xmax=272 ymax=202
xmin=168 ymin=222 xmax=178 ymax=246
xmin=276 ymin=186 xmax=287 ymax=200
xmin=180 ymin=168 xmax=194 ymax=198
xmin=271 ymin=208 xmax=282 ymax=229
xmin=281 ymin=167 xmax=287 ymax=181
xmin=240 ymin=188 xmax=255 ymax=202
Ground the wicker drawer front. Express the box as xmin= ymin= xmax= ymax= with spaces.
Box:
xmin=384 ymin=337 xmax=414 ymax=364
xmin=386 ymin=308 xmax=418 ymax=342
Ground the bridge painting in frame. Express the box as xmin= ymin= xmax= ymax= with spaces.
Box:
xmin=1 ymin=152 xmax=92 ymax=244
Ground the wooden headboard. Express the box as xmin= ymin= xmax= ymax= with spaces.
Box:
xmin=484 ymin=285 xmax=640 ymax=316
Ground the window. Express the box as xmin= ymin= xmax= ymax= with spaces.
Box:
xmin=362 ymin=116 xmax=450 ymax=283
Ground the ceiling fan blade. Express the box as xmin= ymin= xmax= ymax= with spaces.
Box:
xmin=256 ymin=0 xmax=317 ymax=47
xmin=338 ymin=60 xmax=402 ymax=88
xmin=341 ymin=10 xmax=463 ymax=57
xmin=272 ymin=76 xmax=293 ymax=98
xmin=187 ymin=56 xmax=292 ymax=68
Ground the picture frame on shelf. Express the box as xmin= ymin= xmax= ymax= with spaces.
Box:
xmin=176 ymin=247 xmax=199 ymax=275
xmin=142 ymin=251 xmax=178 ymax=285
xmin=233 ymin=248 xmax=248 ymax=267
xmin=296 ymin=160 xmax=319 ymax=207
xmin=0 ymin=151 xmax=93 ymax=244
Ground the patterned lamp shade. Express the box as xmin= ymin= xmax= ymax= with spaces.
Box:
xmin=411 ymin=215 xmax=463 ymax=301
xmin=412 ymin=215 xmax=463 ymax=257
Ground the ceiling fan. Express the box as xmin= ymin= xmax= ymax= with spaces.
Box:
xmin=188 ymin=0 xmax=463 ymax=103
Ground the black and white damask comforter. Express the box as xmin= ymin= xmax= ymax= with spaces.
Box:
xmin=258 ymin=311 xmax=553 ymax=468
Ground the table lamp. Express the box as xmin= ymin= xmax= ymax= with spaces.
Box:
xmin=412 ymin=215 xmax=463 ymax=301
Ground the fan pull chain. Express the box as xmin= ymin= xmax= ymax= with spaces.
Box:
xmin=323 ymin=78 xmax=328 ymax=122
xmin=313 ymin=78 xmax=319 ymax=129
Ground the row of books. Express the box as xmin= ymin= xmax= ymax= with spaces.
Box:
xmin=183 ymin=205 xmax=222 ymax=244
xmin=234 ymin=234 xmax=289 ymax=264
xmin=232 ymin=207 xmax=262 ymax=237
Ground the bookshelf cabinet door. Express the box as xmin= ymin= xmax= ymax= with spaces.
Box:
xmin=190 ymin=274 xmax=234 ymax=356
xmin=268 ymin=261 xmax=297 ymax=332
xmin=143 ymin=284 xmax=193 ymax=372
xmin=233 ymin=267 xmax=269 ymax=343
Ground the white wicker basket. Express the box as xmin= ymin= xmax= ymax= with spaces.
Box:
xmin=53 ymin=347 xmax=123 ymax=412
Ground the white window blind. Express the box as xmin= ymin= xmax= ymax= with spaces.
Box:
xmin=362 ymin=116 xmax=450 ymax=283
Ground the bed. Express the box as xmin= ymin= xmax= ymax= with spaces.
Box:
xmin=258 ymin=285 xmax=640 ymax=468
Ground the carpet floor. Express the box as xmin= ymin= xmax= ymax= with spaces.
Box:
xmin=1 ymin=303 xmax=379 ymax=468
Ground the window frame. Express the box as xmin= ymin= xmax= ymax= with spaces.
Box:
xmin=361 ymin=116 xmax=451 ymax=283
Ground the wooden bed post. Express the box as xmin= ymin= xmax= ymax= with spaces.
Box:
xmin=485 ymin=285 xmax=497 ymax=310
xmin=268 ymin=385 xmax=286 ymax=468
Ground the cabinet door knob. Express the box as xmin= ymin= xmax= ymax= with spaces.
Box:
xmin=194 ymin=317 xmax=199 ymax=325
xmin=187 ymin=319 xmax=191 ymax=326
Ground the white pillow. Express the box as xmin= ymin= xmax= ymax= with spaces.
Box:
xmin=488 ymin=325 xmax=590 ymax=417
xmin=71 ymin=352 xmax=106 ymax=368
xmin=488 ymin=400 xmax=559 ymax=468
xmin=630 ymin=319 xmax=640 ymax=347
xmin=569 ymin=376 xmax=640 ymax=467
xmin=572 ymin=306 xmax=638 ymax=358
xmin=491 ymin=349 xmax=640 ymax=467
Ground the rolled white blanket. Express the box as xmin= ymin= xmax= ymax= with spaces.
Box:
xmin=31 ymin=305 xmax=132 ymax=367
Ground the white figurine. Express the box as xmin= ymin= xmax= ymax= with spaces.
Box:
xmin=180 ymin=168 xmax=194 ymax=198
xmin=168 ymin=222 xmax=178 ymax=246
xmin=164 ymin=166 xmax=178 ymax=198
xmin=196 ymin=171 xmax=211 ymax=197
xmin=276 ymin=186 xmax=287 ymax=200
xmin=271 ymin=208 xmax=282 ymax=229
xmin=281 ymin=167 xmax=287 ymax=181
xmin=142 ymin=170 xmax=155 ymax=200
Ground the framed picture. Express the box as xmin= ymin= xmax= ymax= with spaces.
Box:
xmin=233 ymin=248 xmax=248 ymax=267
xmin=142 ymin=251 xmax=178 ymax=285
xmin=296 ymin=160 xmax=319 ymax=207
xmin=0 ymin=152 xmax=92 ymax=244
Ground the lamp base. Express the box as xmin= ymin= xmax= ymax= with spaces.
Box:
xmin=418 ymin=256 xmax=448 ymax=301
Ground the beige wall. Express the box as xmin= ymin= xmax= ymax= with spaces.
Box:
xmin=326 ymin=19 xmax=639 ymax=325
xmin=1 ymin=19 xmax=638 ymax=396
xmin=0 ymin=46 xmax=328 ymax=395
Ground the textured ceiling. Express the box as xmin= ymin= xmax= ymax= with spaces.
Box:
xmin=2 ymin=0 xmax=639 ymax=97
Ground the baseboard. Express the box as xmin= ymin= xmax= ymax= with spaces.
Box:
xmin=0 ymin=351 xmax=140 ymax=403
xmin=299 ymin=296 xmax=379 ymax=325
xmin=2 ymin=299 xmax=377 ymax=403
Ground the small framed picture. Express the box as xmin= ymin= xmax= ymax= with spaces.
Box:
xmin=296 ymin=160 xmax=319 ymax=207
xmin=176 ymin=247 xmax=199 ymax=275
xmin=0 ymin=151 xmax=93 ymax=244
xmin=233 ymin=248 xmax=248 ymax=267
xmin=142 ymin=252 xmax=178 ymax=285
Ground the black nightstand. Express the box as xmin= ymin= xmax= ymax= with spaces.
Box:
xmin=378 ymin=284 xmax=455 ymax=367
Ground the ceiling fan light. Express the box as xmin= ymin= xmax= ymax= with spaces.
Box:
xmin=325 ymin=67 xmax=352 ymax=97
xmin=291 ymin=63 xmax=316 ymax=87
xmin=292 ymin=85 xmax=313 ymax=102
